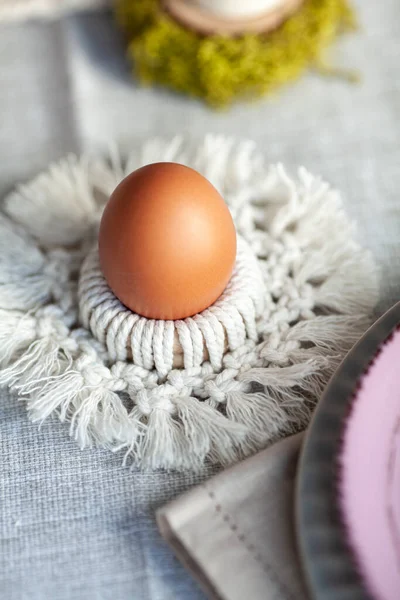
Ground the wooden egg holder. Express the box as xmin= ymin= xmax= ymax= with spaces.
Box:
xmin=163 ymin=0 xmax=304 ymax=35
xmin=78 ymin=236 xmax=265 ymax=377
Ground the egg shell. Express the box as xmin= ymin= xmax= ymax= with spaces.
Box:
xmin=98 ymin=162 xmax=237 ymax=321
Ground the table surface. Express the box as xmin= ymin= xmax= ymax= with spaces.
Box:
xmin=0 ymin=1 xmax=399 ymax=598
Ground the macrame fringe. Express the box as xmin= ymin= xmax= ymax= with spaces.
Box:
xmin=0 ymin=135 xmax=379 ymax=470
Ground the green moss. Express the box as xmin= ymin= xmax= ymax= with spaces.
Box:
xmin=115 ymin=0 xmax=356 ymax=107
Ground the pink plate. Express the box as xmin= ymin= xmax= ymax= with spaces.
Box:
xmin=297 ymin=302 xmax=400 ymax=600
xmin=340 ymin=328 xmax=400 ymax=600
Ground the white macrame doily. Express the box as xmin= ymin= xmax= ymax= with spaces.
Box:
xmin=0 ymin=136 xmax=379 ymax=470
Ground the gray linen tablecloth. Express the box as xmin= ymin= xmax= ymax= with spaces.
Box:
xmin=1 ymin=1 xmax=399 ymax=598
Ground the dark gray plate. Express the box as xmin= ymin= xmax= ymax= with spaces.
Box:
xmin=296 ymin=302 xmax=400 ymax=600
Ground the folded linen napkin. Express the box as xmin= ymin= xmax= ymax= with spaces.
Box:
xmin=157 ymin=433 xmax=308 ymax=600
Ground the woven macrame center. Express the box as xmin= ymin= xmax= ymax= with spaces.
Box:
xmin=79 ymin=237 xmax=265 ymax=376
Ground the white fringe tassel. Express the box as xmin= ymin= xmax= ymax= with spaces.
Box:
xmin=0 ymin=135 xmax=379 ymax=471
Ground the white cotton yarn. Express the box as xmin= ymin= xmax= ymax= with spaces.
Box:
xmin=0 ymin=136 xmax=379 ymax=470
xmin=79 ymin=237 xmax=265 ymax=377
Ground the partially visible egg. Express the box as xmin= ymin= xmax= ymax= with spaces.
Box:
xmin=193 ymin=0 xmax=285 ymax=18
xmin=98 ymin=162 xmax=237 ymax=321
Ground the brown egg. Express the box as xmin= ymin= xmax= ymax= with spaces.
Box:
xmin=98 ymin=162 xmax=237 ymax=321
